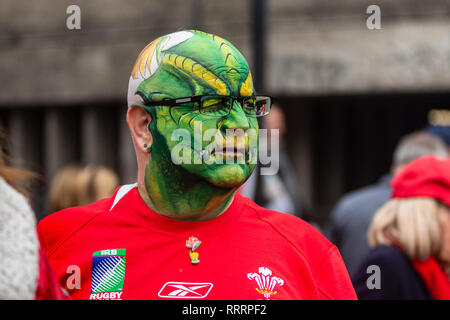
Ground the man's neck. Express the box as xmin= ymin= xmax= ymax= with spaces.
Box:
xmin=138 ymin=160 xmax=237 ymax=222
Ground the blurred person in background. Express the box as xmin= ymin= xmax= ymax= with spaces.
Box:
xmin=0 ymin=128 xmax=67 ymax=299
xmin=353 ymin=155 xmax=450 ymax=300
xmin=48 ymin=164 xmax=119 ymax=213
xmin=239 ymin=104 xmax=305 ymax=220
xmin=327 ymin=130 xmax=449 ymax=277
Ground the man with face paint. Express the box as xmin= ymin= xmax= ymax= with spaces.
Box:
xmin=37 ymin=30 xmax=356 ymax=300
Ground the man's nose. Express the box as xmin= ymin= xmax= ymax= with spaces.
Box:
xmin=219 ymin=100 xmax=250 ymax=133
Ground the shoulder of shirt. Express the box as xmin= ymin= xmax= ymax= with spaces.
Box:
xmin=37 ymin=184 xmax=138 ymax=257
xmin=338 ymin=185 xmax=389 ymax=210
xmin=329 ymin=181 xmax=391 ymax=225
xmin=363 ymin=245 xmax=410 ymax=267
xmin=355 ymin=245 xmax=417 ymax=282
xmin=333 ymin=176 xmax=391 ymax=212
xmin=37 ymin=196 xmax=112 ymax=257
xmin=239 ymin=194 xmax=337 ymax=271
xmin=354 ymin=245 xmax=416 ymax=285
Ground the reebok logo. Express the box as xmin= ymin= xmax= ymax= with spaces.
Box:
xmin=158 ymin=282 xmax=213 ymax=299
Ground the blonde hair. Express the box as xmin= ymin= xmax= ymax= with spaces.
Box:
xmin=368 ymin=197 xmax=442 ymax=261
xmin=0 ymin=128 xmax=38 ymax=199
xmin=49 ymin=165 xmax=119 ymax=212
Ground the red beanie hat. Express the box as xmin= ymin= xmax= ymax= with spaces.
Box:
xmin=391 ymin=155 xmax=450 ymax=206
xmin=391 ymin=156 xmax=450 ymax=206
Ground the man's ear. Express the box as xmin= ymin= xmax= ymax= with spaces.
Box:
xmin=126 ymin=107 xmax=153 ymax=153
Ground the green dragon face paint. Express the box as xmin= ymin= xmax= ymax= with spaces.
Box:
xmin=128 ymin=30 xmax=258 ymax=217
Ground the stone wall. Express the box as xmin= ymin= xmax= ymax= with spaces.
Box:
xmin=268 ymin=0 xmax=450 ymax=94
xmin=0 ymin=0 xmax=252 ymax=105
xmin=0 ymin=0 xmax=448 ymax=104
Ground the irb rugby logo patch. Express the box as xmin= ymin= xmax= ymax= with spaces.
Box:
xmin=90 ymin=249 xmax=126 ymax=300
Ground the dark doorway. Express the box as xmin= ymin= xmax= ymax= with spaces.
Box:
xmin=277 ymin=91 xmax=450 ymax=225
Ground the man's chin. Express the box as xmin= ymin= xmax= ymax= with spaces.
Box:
xmin=199 ymin=163 xmax=251 ymax=189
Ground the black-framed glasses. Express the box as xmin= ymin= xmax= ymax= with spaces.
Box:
xmin=132 ymin=95 xmax=272 ymax=117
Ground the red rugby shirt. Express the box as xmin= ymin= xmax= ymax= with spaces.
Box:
xmin=37 ymin=184 xmax=356 ymax=300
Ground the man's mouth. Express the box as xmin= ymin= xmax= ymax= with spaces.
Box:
xmin=212 ymin=147 xmax=246 ymax=157
xmin=199 ymin=145 xmax=248 ymax=164
xmin=197 ymin=132 xmax=252 ymax=163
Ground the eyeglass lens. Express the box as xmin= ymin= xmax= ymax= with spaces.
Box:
xmin=198 ymin=96 xmax=270 ymax=117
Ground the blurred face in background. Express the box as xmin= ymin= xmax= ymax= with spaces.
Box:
xmin=264 ymin=104 xmax=286 ymax=141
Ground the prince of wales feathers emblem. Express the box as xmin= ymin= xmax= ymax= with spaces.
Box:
xmin=247 ymin=267 xmax=284 ymax=299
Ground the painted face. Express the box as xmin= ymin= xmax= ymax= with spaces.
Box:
xmin=128 ymin=30 xmax=258 ymax=188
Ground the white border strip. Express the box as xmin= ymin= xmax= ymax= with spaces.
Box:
xmin=109 ymin=183 xmax=138 ymax=212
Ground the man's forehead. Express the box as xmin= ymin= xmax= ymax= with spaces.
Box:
xmin=128 ymin=30 xmax=254 ymax=106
